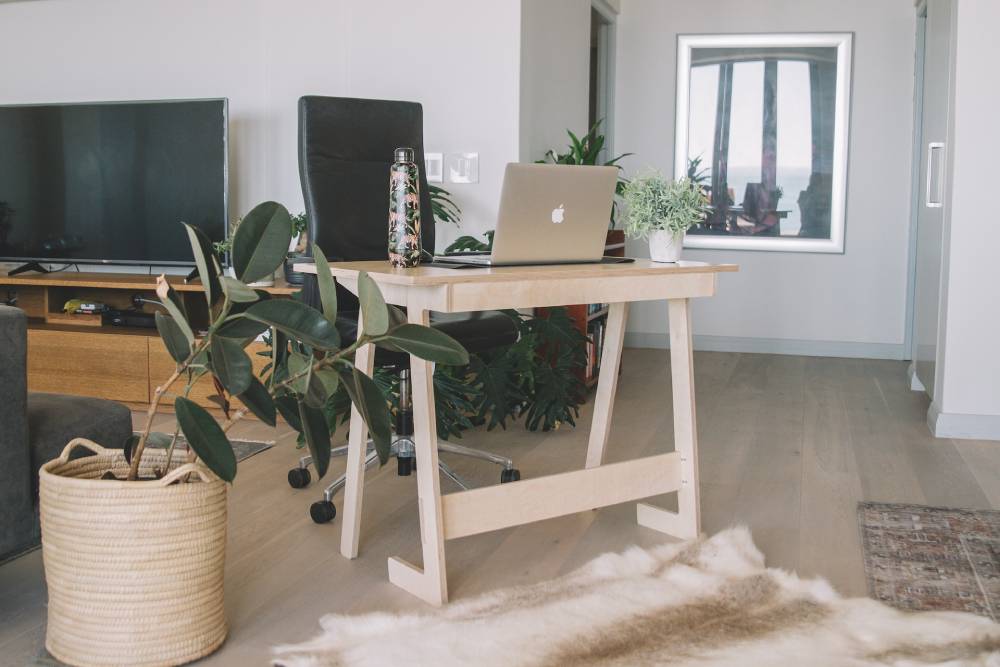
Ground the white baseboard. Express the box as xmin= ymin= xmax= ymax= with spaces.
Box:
xmin=624 ymin=332 xmax=907 ymax=360
xmin=927 ymin=402 xmax=1000 ymax=441
xmin=908 ymin=362 xmax=926 ymax=392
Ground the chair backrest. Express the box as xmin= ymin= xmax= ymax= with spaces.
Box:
xmin=298 ymin=96 xmax=435 ymax=264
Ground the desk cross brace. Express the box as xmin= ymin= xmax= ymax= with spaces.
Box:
xmin=340 ymin=298 xmax=702 ymax=606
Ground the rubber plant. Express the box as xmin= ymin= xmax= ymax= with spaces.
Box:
xmin=127 ymin=200 xmax=468 ymax=483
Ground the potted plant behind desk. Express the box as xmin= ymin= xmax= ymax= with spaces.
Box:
xmin=622 ymin=172 xmax=707 ymax=263
xmin=37 ymin=201 xmax=468 ymax=667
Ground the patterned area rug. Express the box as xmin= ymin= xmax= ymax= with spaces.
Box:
xmin=272 ymin=527 xmax=1000 ymax=667
xmin=859 ymin=502 xmax=1000 ymax=621
xmin=134 ymin=433 xmax=274 ymax=463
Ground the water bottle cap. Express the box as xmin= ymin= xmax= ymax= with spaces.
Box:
xmin=395 ymin=147 xmax=415 ymax=163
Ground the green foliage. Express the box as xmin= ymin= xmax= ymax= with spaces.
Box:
xmin=358 ymin=272 xmax=389 ymax=336
xmin=174 ymin=397 xmax=237 ymax=482
xmin=687 ymin=156 xmax=710 ymax=188
xmin=242 ymin=299 xmax=342 ymax=350
xmin=298 ymin=400 xmax=331 ymax=477
xmin=312 ymin=244 xmax=338 ymax=325
xmin=434 ymin=366 xmax=480 ymax=439
xmin=232 ymin=201 xmax=293 ymax=284
xmin=155 ymin=312 xmax=190 ymax=364
xmin=444 ymin=230 xmax=494 ymax=254
xmin=537 ymin=119 xmax=632 ymax=227
xmin=379 ymin=324 xmax=471 ymax=366
xmin=183 ymin=223 xmax=222 ymax=308
xmin=238 ymin=377 xmax=276 ymax=426
xmin=622 ymin=172 xmax=708 ymax=239
xmin=128 ymin=200 xmax=469 ymax=484
xmin=429 ymin=184 xmax=461 ymax=227
xmin=319 ymin=307 xmax=588 ymax=439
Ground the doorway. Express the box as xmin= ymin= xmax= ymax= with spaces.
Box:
xmin=589 ymin=3 xmax=616 ymax=163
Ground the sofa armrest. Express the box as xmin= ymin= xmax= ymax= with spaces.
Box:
xmin=0 ymin=305 xmax=34 ymax=559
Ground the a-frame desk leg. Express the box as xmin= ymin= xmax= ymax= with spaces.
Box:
xmin=340 ymin=323 xmax=374 ymax=559
xmin=386 ymin=307 xmax=449 ymax=605
xmin=585 ymin=302 xmax=628 ymax=469
xmin=636 ymin=298 xmax=701 ymax=539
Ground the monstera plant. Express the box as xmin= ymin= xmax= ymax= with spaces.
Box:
xmin=130 ymin=201 xmax=469 ymax=483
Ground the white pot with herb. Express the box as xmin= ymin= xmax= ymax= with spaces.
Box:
xmin=622 ymin=172 xmax=707 ymax=263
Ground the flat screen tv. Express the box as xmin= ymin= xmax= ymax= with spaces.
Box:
xmin=0 ymin=98 xmax=228 ymax=267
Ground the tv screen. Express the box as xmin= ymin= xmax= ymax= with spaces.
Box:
xmin=0 ymin=99 xmax=227 ymax=266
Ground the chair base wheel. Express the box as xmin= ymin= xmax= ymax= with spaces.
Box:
xmin=310 ymin=500 xmax=337 ymax=524
xmin=500 ymin=468 xmax=521 ymax=483
xmin=288 ymin=467 xmax=311 ymax=489
xmin=397 ymin=455 xmax=414 ymax=476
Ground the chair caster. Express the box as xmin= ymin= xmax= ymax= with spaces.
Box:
xmin=310 ymin=500 xmax=337 ymax=524
xmin=288 ymin=467 xmax=311 ymax=489
xmin=397 ymin=455 xmax=414 ymax=476
xmin=500 ymin=468 xmax=521 ymax=484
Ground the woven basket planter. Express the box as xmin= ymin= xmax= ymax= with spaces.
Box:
xmin=39 ymin=439 xmax=228 ymax=667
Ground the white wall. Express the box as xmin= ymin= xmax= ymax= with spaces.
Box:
xmin=518 ymin=0 xmax=592 ymax=162
xmin=615 ymin=0 xmax=917 ymax=357
xmin=930 ymin=0 xmax=1000 ymax=435
xmin=0 ymin=0 xmax=522 ymax=258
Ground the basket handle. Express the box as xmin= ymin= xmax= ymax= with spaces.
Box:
xmin=58 ymin=438 xmax=110 ymax=462
xmin=158 ymin=463 xmax=217 ymax=486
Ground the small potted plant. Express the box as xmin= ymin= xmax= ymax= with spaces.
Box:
xmin=622 ymin=172 xmax=707 ymax=263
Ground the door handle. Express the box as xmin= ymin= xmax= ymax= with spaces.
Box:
xmin=926 ymin=142 xmax=945 ymax=208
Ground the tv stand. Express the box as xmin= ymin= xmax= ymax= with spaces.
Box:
xmin=7 ymin=261 xmax=54 ymax=277
xmin=0 ymin=271 xmax=296 ymax=414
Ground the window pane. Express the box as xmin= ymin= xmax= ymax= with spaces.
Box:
xmin=776 ymin=60 xmax=812 ymax=236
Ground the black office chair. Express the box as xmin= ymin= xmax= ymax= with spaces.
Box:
xmin=289 ymin=96 xmax=521 ymax=524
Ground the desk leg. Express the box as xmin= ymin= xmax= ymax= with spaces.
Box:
xmin=387 ymin=308 xmax=448 ymax=606
xmin=340 ymin=333 xmax=374 ymax=559
xmin=585 ymin=302 xmax=628 ymax=468
xmin=636 ymin=298 xmax=701 ymax=539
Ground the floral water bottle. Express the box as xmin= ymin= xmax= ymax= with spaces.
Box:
xmin=388 ymin=147 xmax=422 ymax=268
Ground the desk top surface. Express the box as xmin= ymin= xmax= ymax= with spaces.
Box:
xmin=296 ymin=259 xmax=738 ymax=287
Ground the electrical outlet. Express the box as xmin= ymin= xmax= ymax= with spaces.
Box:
xmin=446 ymin=152 xmax=479 ymax=184
xmin=424 ymin=152 xmax=443 ymax=183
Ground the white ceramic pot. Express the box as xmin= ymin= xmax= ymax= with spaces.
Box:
xmin=648 ymin=230 xmax=684 ymax=263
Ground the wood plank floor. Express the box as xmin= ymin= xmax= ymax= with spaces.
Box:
xmin=2 ymin=350 xmax=997 ymax=666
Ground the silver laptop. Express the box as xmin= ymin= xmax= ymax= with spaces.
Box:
xmin=434 ymin=163 xmax=618 ymax=266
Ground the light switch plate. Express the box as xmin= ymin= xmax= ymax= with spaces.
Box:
xmin=424 ymin=152 xmax=443 ymax=183
xmin=446 ymin=152 xmax=479 ymax=184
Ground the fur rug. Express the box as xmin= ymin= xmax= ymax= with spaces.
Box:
xmin=272 ymin=528 xmax=1000 ymax=666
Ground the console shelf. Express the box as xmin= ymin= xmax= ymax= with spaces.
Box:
xmin=2 ymin=271 xmax=295 ymax=414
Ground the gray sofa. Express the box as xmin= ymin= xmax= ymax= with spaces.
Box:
xmin=0 ymin=305 xmax=133 ymax=562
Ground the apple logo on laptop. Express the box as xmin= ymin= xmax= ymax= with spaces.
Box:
xmin=551 ymin=204 xmax=565 ymax=224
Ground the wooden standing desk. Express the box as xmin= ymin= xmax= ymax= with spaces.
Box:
xmin=297 ymin=259 xmax=738 ymax=605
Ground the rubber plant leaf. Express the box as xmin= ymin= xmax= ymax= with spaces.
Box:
xmin=380 ymin=323 xmax=469 ymax=366
xmin=155 ymin=312 xmax=191 ymax=364
xmin=241 ymin=299 xmax=341 ymax=350
xmin=358 ymin=271 xmax=389 ymax=336
xmin=312 ymin=243 xmax=338 ymax=325
xmin=238 ymin=376 xmax=276 ymax=426
xmin=209 ymin=336 xmax=253 ymax=396
xmin=183 ymin=223 xmax=223 ymax=307
xmin=174 ymin=396 xmax=237 ymax=482
xmin=298 ymin=399 xmax=331 ymax=478
xmin=232 ymin=201 xmax=293 ymax=284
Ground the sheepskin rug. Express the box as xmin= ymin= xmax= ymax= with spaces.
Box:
xmin=272 ymin=527 xmax=1000 ymax=666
